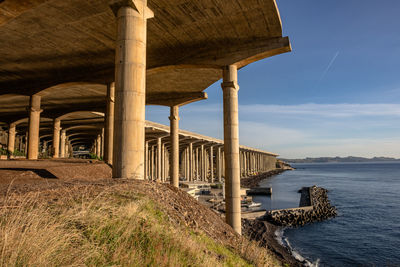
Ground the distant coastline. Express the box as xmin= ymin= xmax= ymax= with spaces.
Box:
xmin=280 ymin=156 xmax=400 ymax=164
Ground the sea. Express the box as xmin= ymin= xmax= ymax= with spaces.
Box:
xmin=252 ymin=162 xmax=400 ymax=266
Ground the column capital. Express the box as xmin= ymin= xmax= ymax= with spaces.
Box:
xmin=109 ymin=0 xmax=154 ymax=19
xmin=221 ymin=81 xmax=239 ymax=90
xmin=168 ymin=115 xmax=180 ymax=121
xmin=27 ymin=107 xmax=43 ymax=113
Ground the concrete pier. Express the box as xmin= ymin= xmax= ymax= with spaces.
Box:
xmin=111 ymin=0 xmax=153 ymax=179
xmin=169 ymin=106 xmax=180 ymax=187
xmin=27 ymin=95 xmax=41 ymax=160
xmin=222 ymin=65 xmax=241 ymax=234
xmin=52 ymin=119 xmax=61 ymax=158
xmin=7 ymin=123 xmax=16 ymax=155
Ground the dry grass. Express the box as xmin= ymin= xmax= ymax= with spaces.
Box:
xmin=0 ymin=184 xmax=281 ymax=267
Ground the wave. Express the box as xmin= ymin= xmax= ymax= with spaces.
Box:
xmin=274 ymin=228 xmax=320 ymax=267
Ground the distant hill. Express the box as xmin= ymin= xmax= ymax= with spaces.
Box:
xmin=280 ymin=156 xmax=400 ymax=163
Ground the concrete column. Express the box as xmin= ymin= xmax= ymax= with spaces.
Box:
xmin=217 ymin=146 xmax=222 ymax=182
xmin=101 ymin=128 xmax=105 ymax=158
xmin=157 ymin=137 xmax=162 ymax=181
xmin=96 ymin=134 xmax=101 ymax=159
xmin=24 ymin=133 xmax=28 ymax=156
xmin=144 ymin=141 xmax=148 ymax=179
xmin=65 ymin=139 xmax=69 ymax=158
xmin=243 ymin=151 xmax=247 ymax=177
xmin=111 ymin=0 xmax=153 ymax=179
xmin=186 ymin=147 xmax=190 ymax=181
xmin=189 ymin=142 xmax=193 ymax=181
xmin=222 ymin=65 xmax=241 ymax=234
xmin=200 ymin=144 xmax=205 ymax=181
xmin=209 ymin=146 xmax=214 ymax=183
xmin=104 ymin=82 xmax=115 ymax=164
xmin=150 ymin=145 xmax=154 ymax=180
xmin=7 ymin=123 xmax=16 ymax=155
xmin=60 ymin=130 xmax=66 ymax=158
xmin=162 ymin=144 xmax=167 ymax=182
xmin=27 ymin=95 xmax=41 ymax=159
xmin=195 ymin=147 xmax=199 ymax=180
xmin=52 ymin=119 xmax=61 ymax=158
xmin=169 ymin=105 xmax=180 ymax=187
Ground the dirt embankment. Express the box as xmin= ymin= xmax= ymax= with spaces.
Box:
xmin=0 ymin=159 xmax=295 ymax=266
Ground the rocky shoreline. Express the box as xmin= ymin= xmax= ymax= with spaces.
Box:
xmin=241 ymin=167 xmax=337 ymax=266
xmin=240 ymin=168 xmax=289 ymax=188
xmin=242 ymin=219 xmax=303 ymax=266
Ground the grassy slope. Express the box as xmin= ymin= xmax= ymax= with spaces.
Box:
xmin=0 ymin=183 xmax=281 ymax=266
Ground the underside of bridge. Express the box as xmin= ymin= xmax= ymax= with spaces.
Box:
xmin=0 ymin=0 xmax=291 ymax=234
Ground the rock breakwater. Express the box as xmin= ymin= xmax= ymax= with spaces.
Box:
xmin=262 ymin=186 xmax=337 ymax=226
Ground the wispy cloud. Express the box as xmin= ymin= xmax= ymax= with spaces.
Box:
xmin=147 ymin=103 xmax=400 ymax=158
xmin=239 ymin=103 xmax=400 ymax=118
xmin=319 ymin=51 xmax=340 ymax=81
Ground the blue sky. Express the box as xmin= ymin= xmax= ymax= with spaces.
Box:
xmin=146 ymin=0 xmax=400 ymax=159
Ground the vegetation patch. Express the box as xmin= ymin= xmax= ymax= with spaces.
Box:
xmin=0 ymin=185 xmax=280 ymax=266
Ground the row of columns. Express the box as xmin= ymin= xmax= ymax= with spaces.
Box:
xmin=180 ymin=144 xmax=224 ymax=182
xmin=3 ymin=1 xmax=244 ymax=235
xmin=6 ymin=111 xmax=73 ymax=159
xmin=240 ymin=150 xmax=276 ymax=177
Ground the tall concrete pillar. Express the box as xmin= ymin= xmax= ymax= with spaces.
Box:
xmin=217 ymin=146 xmax=222 ymax=182
xmin=27 ymin=95 xmax=41 ymax=159
xmin=65 ymin=139 xmax=69 ymax=158
xmin=169 ymin=106 xmax=180 ymax=187
xmin=60 ymin=130 xmax=66 ymax=158
xmin=7 ymin=123 xmax=16 ymax=155
xmin=195 ymin=147 xmax=199 ymax=180
xmin=243 ymin=151 xmax=247 ymax=177
xmin=186 ymin=148 xmax=190 ymax=181
xmin=144 ymin=141 xmax=148 ymax=179
xmin=209 ymin=146 xmax=214 ymax=183
xmin=157 ymin=137 xmax=162 ymax=181
xmin=200 ymin=144 xmax=205 ymax=181
xmin=222 ymin=65 xmax=241 ymax=234
xmin=162 ymin=144 xmax=166 ymax=182
xmin=96 ymin=134 xmax=101 ymax=159
xmin=189 ymin=142 xmax=193 ymax=181
xmin=101 ymin=128 xmax=105 ymax=158
xmin=111 ymin=0 xmax=153 ymax=179
xmin=150 ymin=145 xmax=154 ymax=180
xmin=52 ymin=119 xmax=61 ymax=158
xmin=104 ymin=82 xmax=115 ymax=165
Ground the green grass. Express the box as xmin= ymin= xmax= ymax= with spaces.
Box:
xmin=0 ymin=186 xmax=278 ymax=267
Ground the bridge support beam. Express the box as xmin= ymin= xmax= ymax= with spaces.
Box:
xmin=169 ymin=105 xmax=180 ymax=187
xmin=27 ymin=95 xmax=41 ymax=160
xmin=60 ymin=130 xmax=66 ymax=158
xmin=222 ymin=65 xmax=241 ymax=234
xmin=7 ymin=123 xmax=16 ymax=156
xmin=111 ymin=0 xmax=153 ymax=179
xmin=209 ymin=146 xmax=214 ymax=183
xmin=52 ymin=119 xmax=61 ymax=158
xmin=96 ymin=134 xmax=101 ymax=159
xmin=104 ymin=82 xmax=115 ymax=165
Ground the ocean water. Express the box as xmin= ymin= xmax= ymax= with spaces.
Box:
xmin=252 ymin=162 xmax=400 ymax=266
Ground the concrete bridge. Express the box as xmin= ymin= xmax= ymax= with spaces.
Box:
xmin=0 ymin=0 xmax=291 ymax=234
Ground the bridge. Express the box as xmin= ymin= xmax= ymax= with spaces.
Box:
xmin=0 ymin=0 xmax=291 ymax=234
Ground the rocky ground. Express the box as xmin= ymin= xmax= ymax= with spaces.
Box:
xmin=0 ymin=159 xmax=299 ymax=266
xmin=242 ymin=219 xmax=303 ymax=267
